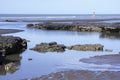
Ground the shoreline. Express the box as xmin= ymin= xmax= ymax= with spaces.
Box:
xmin=0 ymin=29 xmax=24 ymax=34
xmin=0 ymin=18 xmax=120 ymax=22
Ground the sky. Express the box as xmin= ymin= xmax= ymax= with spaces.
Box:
xmin=0 ymin=0 xmax=119 ymax=14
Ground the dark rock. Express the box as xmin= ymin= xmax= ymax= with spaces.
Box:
xmin=28 ymin=58 xmax=32 ymax=61
xmin=67 ymin=44 xmax=104 ymax=51
xmin=0 ymin=36 xmax=27 ymax=55
xmin=0 ymin=49 xmax=6 ymax=57
xmin=30 ymin=42 xmax=66 ymax=53
xmin=30 ymin=42 xmax=104 ymax=53
xmin=0 ymin=36 xmax=27 ymax=64
xmin=26 ymin=24 xmax=34 ymax=28
xmin=49 ymin=42 xmax=57 ymax=45
xmin=26 ymin=23 xmax=120 ymax=33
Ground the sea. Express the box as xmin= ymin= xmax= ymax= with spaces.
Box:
xmin=0 ymin=14 xmax=120 ymax=20
xmin=0 ymin=14 xmax=120 ymax=80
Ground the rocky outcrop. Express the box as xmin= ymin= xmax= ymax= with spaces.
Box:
xmin=0 ymin=36 xmax=27 ymax=65
xmin=0 ymin=36 xmax=27 ymax=55
xmin=27 ymin=23 xmax=102 ymax=32
xmin=67 ymin=44 xmax=104 ymax=51
xmin=30 ymin=42 xmax=66 ymax=53
xmin=26 ymin=22 xmax=120 ymax=33
xmin=30 ymin=42 xmax=104 ymax=53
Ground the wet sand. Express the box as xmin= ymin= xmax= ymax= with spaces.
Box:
xmin=0 ymin=29 xmax=24 ymax=34
xmin=29 ymin=53 xmax=120 ymax=80
xmin=80 ymin=53 xmax=120 ymax=65
xmin=31 ymin=70 xmax=120 ymax=80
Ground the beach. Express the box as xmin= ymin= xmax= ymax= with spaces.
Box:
xmin=0 ymin=16 xmax=120 ymax=80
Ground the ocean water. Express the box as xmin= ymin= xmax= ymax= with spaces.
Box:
xmin=0 ymin=14 xmax=120 ymax=20
xmin=0 ymin=15 xmax=120 ymax=80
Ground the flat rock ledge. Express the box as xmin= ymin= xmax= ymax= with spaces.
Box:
xmin=30 ymin=42 xmax=66 ymax=53
xmin=67 ymin=44 xmax=104 ymax=51
xmin=0 ymin=36 xmax=27 ymax=56
xmin=27 ymin=22 xmax=120 ymax=33
xmin=30 ymin=42 xmax=104 ymax=53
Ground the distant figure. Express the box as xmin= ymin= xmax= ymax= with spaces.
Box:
xmin=93 ymin=12 xmax=96 ymax=17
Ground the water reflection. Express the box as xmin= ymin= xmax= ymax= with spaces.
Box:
xmin=100 ymin=32 xmax=120 ymax=39
xmin=0 ymin=53 xmax=22 ymax=75
xmin=0 ymin=22 xmax=120 ymax=79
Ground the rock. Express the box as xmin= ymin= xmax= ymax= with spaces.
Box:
xmin=67 ymin=44 xmax=104 ymax=51
xmin=0 ymin=36 xmax=27 ymax=55
xmin=0 ymin=55 xmax=5 ymax=65
xmin=49 ymin=42 xmax=57 ymax=45
xmin=105 ymin=49 xmax=113 ymax=52
xmin=30 ymin=42 xmax=66 ymax=53
xmin=28 ymin=58 xmax=32 ymax=61
xmin=26 ymin=24 xmax=34 ymax=28
xmin=0 ymin=36 xmax=27 ymax=64
xmin=26 ymin=22 xmax=120 ymax=33
xmin=30 ymin=42 xmax=104 ymax=53
xmin=0 ymin=49 xmax=6 ymax=57
xmin=0 ymin=49 xmax=6 ymax=65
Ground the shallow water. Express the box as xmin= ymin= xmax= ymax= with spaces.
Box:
xmin=0 ymin=22 xmax=120 ymax=80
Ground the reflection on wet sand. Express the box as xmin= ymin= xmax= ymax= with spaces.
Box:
xmin=0 ymin=53 xmax=21 ymax=75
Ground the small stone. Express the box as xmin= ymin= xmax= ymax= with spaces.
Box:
xmin=28 ymin=58 xmax=32 ymax=61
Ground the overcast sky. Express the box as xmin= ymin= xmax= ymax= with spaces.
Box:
xmin=0 ymin=0 xmax=119 ymax=14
